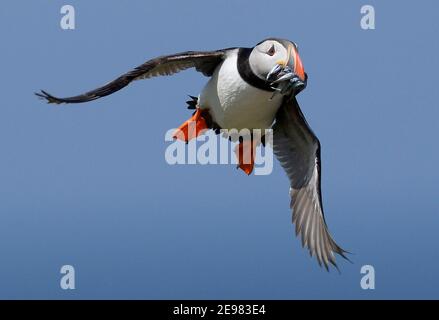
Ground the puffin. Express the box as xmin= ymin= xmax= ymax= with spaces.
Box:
xmin=36 ymin=38 xmax=349 ymax=270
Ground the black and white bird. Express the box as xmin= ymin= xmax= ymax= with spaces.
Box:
xmin=36 ymin=38 xmax=349 ymax=270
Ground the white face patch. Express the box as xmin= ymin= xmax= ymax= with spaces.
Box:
xmin=249 ymin=40 xmax=288 ymax=79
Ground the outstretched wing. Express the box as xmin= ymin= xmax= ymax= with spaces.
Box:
xmin=36 ymin=49 xmax=232 ymax=104
xmin=272 ymin=96 xmax=349 ymax=270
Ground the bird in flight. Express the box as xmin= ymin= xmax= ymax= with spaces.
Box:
xmin=36 ymin=38 xmax=349 ymax=270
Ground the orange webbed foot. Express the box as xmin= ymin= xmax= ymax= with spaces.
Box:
xmin=235 ymin=139 xmax=257 ymax=175
xmin=173 ymin=108 xmax=208 ymax=142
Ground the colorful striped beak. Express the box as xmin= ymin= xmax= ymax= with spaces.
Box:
xmin=275 ymin=43 xmax=305 ymax=81
xmin=288 ymin=44 xmax=305 ymax=81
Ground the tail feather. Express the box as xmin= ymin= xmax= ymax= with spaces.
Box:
xmin=186 ymin=95 xmax=198 ymax=109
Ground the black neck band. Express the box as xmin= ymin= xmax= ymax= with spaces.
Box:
xmin=237 ymin=48 xmax=274 ymax=92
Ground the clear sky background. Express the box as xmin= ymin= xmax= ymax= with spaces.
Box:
xmin=0 ymin=0 xmax=438 ymax=299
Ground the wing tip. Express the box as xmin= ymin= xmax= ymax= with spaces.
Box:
xmin=326 ymin=246 xmax=353 ymax=273
xmin=34 ymin=90 xmax=64 ymax=105
xmin=305 ymin=240 xmax=353 ymax=272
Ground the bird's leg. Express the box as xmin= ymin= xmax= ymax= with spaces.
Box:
xmin=173 ymin=108 xmax=208 ymax=142
xmin=234 ymin=136 xmax=257 ymax=175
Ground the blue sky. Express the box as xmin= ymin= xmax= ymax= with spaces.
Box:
xmin=0 ymin=0 xmax=438 ymax=299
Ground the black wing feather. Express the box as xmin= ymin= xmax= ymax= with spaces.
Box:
xmin=35 ymin=50 xmax=230 ymax=104
xmin=273 ymin=96 xmax=349 ymax=270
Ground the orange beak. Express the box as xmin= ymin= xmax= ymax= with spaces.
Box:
xmin=290 ymin=45 xmax=305 ymax=81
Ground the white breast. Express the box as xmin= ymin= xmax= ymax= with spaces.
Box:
xmin=198 ymin=49 xmax=283 ymax=131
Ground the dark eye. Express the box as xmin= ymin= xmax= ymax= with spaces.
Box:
xmin=267 ymin=45 xmax=275 ymax=56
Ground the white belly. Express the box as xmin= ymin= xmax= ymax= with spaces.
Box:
xmin=198 ymin=49 xmax=283 ymax=131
